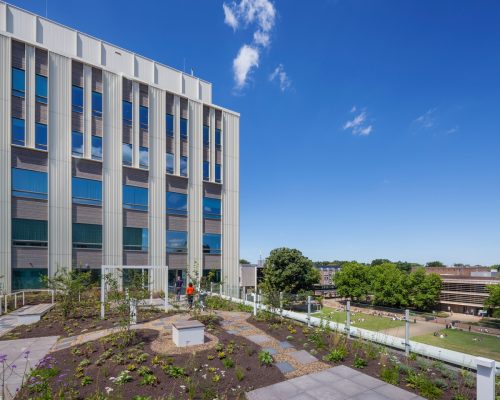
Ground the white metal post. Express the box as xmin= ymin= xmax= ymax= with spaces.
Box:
xmin=22 ymin=291 xmax=25 ymax=306
xmin=476 ymin=357 xmax=495 ymax=400
xmin=51 ymin=290 xmax=54 ymax=304
xmin=14 ymin=293 xmax=17 ymax=309
xmin=345 ymin=300 xmax=351 ymax=338
xmin=253 ymin=290 xmax=257 ymax=316
xmin=219 ymin=283 xmax=223 ymax=296
xmin=0 ymin=295 xmax=3 ymax=315
xmin=100 ymin=268 xmax=105 ymax=319
xmin=164 ymin=276 xmax=168 ymax=312
xmin=280 ymin=292 xmax=283 ymax=311
xmin=405 ymin=309 xmax=410 ymax=356
xmin=210 ymin=282 xmax=214 ymax=295
xmin=4 ymin=294 xmax=7 ymax=313
xmin=307 ymin=295 xmax=312 ymax=327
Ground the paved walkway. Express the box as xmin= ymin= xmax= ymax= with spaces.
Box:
xmin=246 ymin=365 xmax=425 ymax=400
xmin=0 ymin=336 xmax=59 ymax=400
xmin=216 ymin=311 xmax=330 ymax=378
xmin=0 ymin=304 xmax=54 ymax=337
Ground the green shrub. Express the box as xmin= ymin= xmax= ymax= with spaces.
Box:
xmin=353 ymin=356 xmax=367 ymax=369
xmin=222 ymin=357 xmax=234 ymax=368
xmin=323 ymin=347 xmax=347 ymax=362
xmin=137 ymin=366 xmax=152 ymax=376
xmin=380 ymin=366 xmax=399 ymax=385
xmin=140 ymin=374 xmax=158 ymax=386
xmin=80 ymin=376 xmax=93 ymax=386
xmin=115 ymin=370 xmax=132 ymax=385
xmin=258 ymin=350 xmax=273 ymax=366
xmin=406 ymin=372 xmax=443 ymax=400
xmin=433 ymin=378 xmax=448 ymax=390
xmin=235 ymin=366 xmax=245 ymax=381
xmin=163 ymin=365 xmax=185 ymax=378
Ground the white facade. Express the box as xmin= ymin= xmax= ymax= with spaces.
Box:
xmin=0 ymin=2 xmax=239 ymax=293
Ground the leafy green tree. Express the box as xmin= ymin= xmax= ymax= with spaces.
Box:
xmin=408 ymin=268 xmax=442 ymax=311
xmin=485 ymin=284 xmax=500 ymax=318
xmin=262 ymin=248 xmax=320 ymax=295
xmin=370 ymin=263 xmax=408 ymax=308
xmin=395 ymin=261 xmax=422 ymax=274
xmin=333 ymin=262 xmax=370 ymax=301
xmin=426 ymin=261 xmax=445 ymax=268
xmin=239 ymin=259 xmax=251 ymax=265
xmin=43 ymin=267 xmax=91 ymax=318
xmin=490 ymin=264 xmax=500 ymax=272
xmin=371 ymin=259 xmax=391 ymax=266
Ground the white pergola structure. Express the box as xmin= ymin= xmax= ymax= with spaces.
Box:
xmin=100 ymin=265 xmax=169 ymax=319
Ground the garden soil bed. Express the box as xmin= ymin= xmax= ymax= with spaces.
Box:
xmin=1 ymin=305 xmax=170 ymax=340
xmin=17 ymin=325 xmax=284 ymax=400
xmin=248 ymin=316 xmax=477 ymax=400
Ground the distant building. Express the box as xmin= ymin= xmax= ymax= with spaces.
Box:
xmin=424 ymin=267 xmax=499 ymax=315
xmin=315 ymin=265 xmax=341 ymax=286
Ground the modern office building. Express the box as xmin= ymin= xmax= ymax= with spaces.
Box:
xmin=0 ymin=2 xmax=240 ymax=293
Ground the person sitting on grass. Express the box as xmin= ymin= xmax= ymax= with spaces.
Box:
xmin=186 ymin=282 xmax=195 ymax=310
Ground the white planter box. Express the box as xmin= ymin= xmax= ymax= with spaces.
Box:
xmin=172 ymin=320 xmax=205 ymax=347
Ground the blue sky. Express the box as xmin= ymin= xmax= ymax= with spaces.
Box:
xmin=11 ymin=0 xmax=500 ymax=266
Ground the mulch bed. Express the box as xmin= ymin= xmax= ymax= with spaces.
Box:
xmin=17 ymin=325 xmax=284 ymax=400
xmin=248 ymin=316 xmax=477 ymax=400
xmin=1 ymin=306 xmax=169 ymax=340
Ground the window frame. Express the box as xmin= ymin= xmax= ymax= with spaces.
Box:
xmin=139 ymin=146 xmax=149 ymax=169
xmin=123 ymin=227 xmax=149 ymax=251
xmin=203 ymin=197 xmax=222 ymax=220
xmin=123 ymin=100 xmax=133 ymax=126
xmin=166 ymin=192 xmax=188 ymax=216
xmin=139 ymin=105 xmax=149 ymax=130
xmin=180 ymin=118 xmax=188 ymax=140
xmin=35 ymin=122 xmax=48 ymax=151
xmin=12 ymin=67 xmax=25 ymax=98
xmin=72 ymin=131 xmax=84 ymax=157
xmin=72 ymin=222 xmax=103 ymax=249
xmin=72 ymin=176 xmax=102 ymax=206
xmin=72 ymin=85 xmax=84 ymax=114
xmin=215 ymin=163 xmax=222 ymax=183
xmin=35 ymin=74 xmax=48 ymax=104
xmin=12 ymin=168 xmax=48 ymax=200
xmin=123 ymin=184 xmax=148 ymax=211
xmin=203 ymin=160 xmax=210 ymax=181
xmin=203 ymin=233 xmax=222 ymax=255
xmin=166 ymin=152 xmax=174 ymax=174
xmin=122 ymin=143 xmax=133 ymax=166
xmin=12 ymin=117 xmax=25 ymax=146
xmin=180 ymin=156 xmax=188 ymax=177
xmin=215 ymin=128 xmax=222 ymax=149
xmin=91 ymin=91 xmax=102 ymax=118
xmin=91 ymin=135 xmax=103 ymax=161
xmin=203 ymin=125 xmax=210 ymax=147
xmin=166 ymin=113 xmax=174 ymax=137
xmin=166 ymin=230 xmax=188 ymax=254
xmin=12 ymin=218 xmax=48 ymax=247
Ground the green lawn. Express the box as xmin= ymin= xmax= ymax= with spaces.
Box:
xmin=412 ymin=329 xmax=500 ymax=361
xmin=313 ymin=307 xmax=405 ymax=332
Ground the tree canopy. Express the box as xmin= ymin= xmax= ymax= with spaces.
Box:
xmin=333 ymin=262 xmax=370 ymax=301
xmin=485 ymin=284 xmax=500 ymax=318
xmin=426 ymin=261 xmax=445 ymax=268
xmin=239 ymin=259 xmax=251 ymax=265
xmin=262 ymin=248 xmax=320 ymax=294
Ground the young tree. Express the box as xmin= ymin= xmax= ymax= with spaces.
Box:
xmin=333 ymin=262 xmax=370 ymax=301
xmin=262 ymin=248 xmax=319 ymax=294
xmin=485 ymin=284 xmax=500 ymax=318
xmin=370 ymin=263 xmax=409 ymax=308
xmin=44 ymin=267 xmax=91 ymax=318
xmin=408 ymin=267 xmax=442 ymax=311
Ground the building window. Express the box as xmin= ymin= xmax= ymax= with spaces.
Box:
xmin=122 ymin=143 xmax=133 ymax=166
xmin=12 ymin=168 xmax=48 ymax=200
xmin=35 ymin=123 xmax=47 ymax=151
xmin=123 ymin=185 xmax=148 ymax=211
xmin=203 ymin=125 xmax=210 ymax=147
xmin=166 ymin=192 xmax=187 ymax=215
xmin=12 ymin=117 xmax=25 ymax=146
xmin=72 ymin=223 xmax=102 ymax=249
xmin=203 ymin=161 xmax=210 ymax=181
xmin=123 ymin=100 xmax=132 ymax=126
xmin=203 ymin=233 xmax=222 ymax=254
xmin=91 ymin=136 xmax=103 ymax=161
xmin=72 ymin=85 xmax=84 ymax=113
xmin=215 ymin=128 xmax=222 ymax=149
xmin=180 ymin=118 xmax=188 ymax=139
xmin=12 ymin=68 xmax=25 ymax=98
xmin=72 ymin=131 xmax=84 ymax=157
xmin=13 ymin=268 xmax=48 ymax=291
xmin=139 ymin=105 xmax=148 ymax=130
xmin=203 ymin=197 xmax=221 ymax=219
xmin=139 ymin=146 xmax=149 ymax=169
xmin=72 ymin=177 xmax=102 ymax=206
xmin=35 ymin=74 xmax=48 ymax=104
xmin=12 ymin=218 xmax=48 ymax=247
xmin=124 ymin=227 xmax=148 ymax=251
xmin=92 ymin=91 xmax=102 ymax=118
xmin=180 ymin=156 xmax=188 ymax=177
xmin=166 ymin=113 xmax=174 ymax=137
xmin=167 ymin=230 xmax=188 ymax=253
xmin=215 ymin=163 xmax=221 ymax=183
xmin=166 ymin=152 xmax=174 ymax=174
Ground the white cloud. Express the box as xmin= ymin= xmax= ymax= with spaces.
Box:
xmin=233 ymin=45 xmax=260 ymax=88
xmin=343 ymin=108 xmax=373 ymax=136
xmin=223 ymin=3 xmax=239 ymax=30
xmin=269 ymin=64 xmax=291 ymax=91
xmin=414 ymin=108 xmax=437 ymax=129
xmin=446 ymin=126 xmax=459 ymax=134
xmin=223 ymin=0 xmax=277 ymax=89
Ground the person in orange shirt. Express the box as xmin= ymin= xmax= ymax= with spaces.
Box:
xmin=186 ymin=282 xmax=195 ymax=309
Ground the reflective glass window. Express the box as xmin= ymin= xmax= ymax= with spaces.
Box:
xmin=180 ymin=118 xmax=188 ymax=139
xmin=215 ymin=128 xmax=222 ymax=149
xmin=12 ymin=218 xmax=48 ymax=247
xmin=203 ymin=125 xmax=210 ymax=147
xmin=12 ymin=117 xmax=25 ymax=146
xmin=203 ymin=197 xmax=221 ymax=219
xmin=72 ymin=131 xmax=84 ymax=157
xmin=91 ymin=136 xmax=102 ymax=161
xmin=72 ymin=223 xmax=102 ymax=249
xmin=166 ymin=192 xmax=188 ymax=215
xmin=12 ymin=168 xmax=48 ymax=200
xmin=166 ymin=114 xmax=174 ymax=136
xmin=139 ymin=105 xmax=148 ymax=130
xmin=166 ymin=152 xmax=174 ymax=174
xmin=203 ymin=161 xmax=210 ymax=181
xmin=72 ymin=85 xmax=84 ymax=113
xmin=139 ymin=146 xmax=149 ymax=169
xmin=12 ymin=68 xmax=25 ymax=98
xmin=203 ymin=233 xmax=221 ymax=254
xmin=124 ymin=227 xmax=148 ymax=251
xmin=92 ymin=91 xmax=102 ymax=118
xmin=123 ymin=101 xmax=132 ymax=126
xmin=35 ymin=74 xmax=48 ymax=104
xmin=122 ymin=143 xmax=133 ymax=166
xmin=167 ymin=230 xmax=188 ymax=253
xmin=35 ymin=123 xmax=47 ymax=151
xmin=215 ymin=163 xmax=222 ymax=183
xmin=123 ymin=185 xmax=148 ymax=211
xmin=72 ymin=177 xmax=102 ymax=206
xmin=180 ymin=156 xmax=188 ymax=177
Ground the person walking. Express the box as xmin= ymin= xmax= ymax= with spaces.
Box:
xmin=175 ymin=275 xmax=184 ymax=302
xmin=186 ymin=282 xmax=195 ymax=310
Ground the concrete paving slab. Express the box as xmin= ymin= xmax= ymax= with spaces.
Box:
xmin=278 ymin=340 xmax=295 ymax=349
xmin=349 ymin=372 xmax=386 ymax=389
xmin=275 ymin=361 xmax=295 ymax=374
xmin=373 ymin=383 xmax=420 ymax=400
xmin=247 ymin=334 xmax=271 ymax=344
xmin=262 ymin=347 xmax=277 ymax=355
xmin=329 ymin=364 xmax=362 ymax=378
xmin=289 ymin=350 xmax=318 ymax=365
